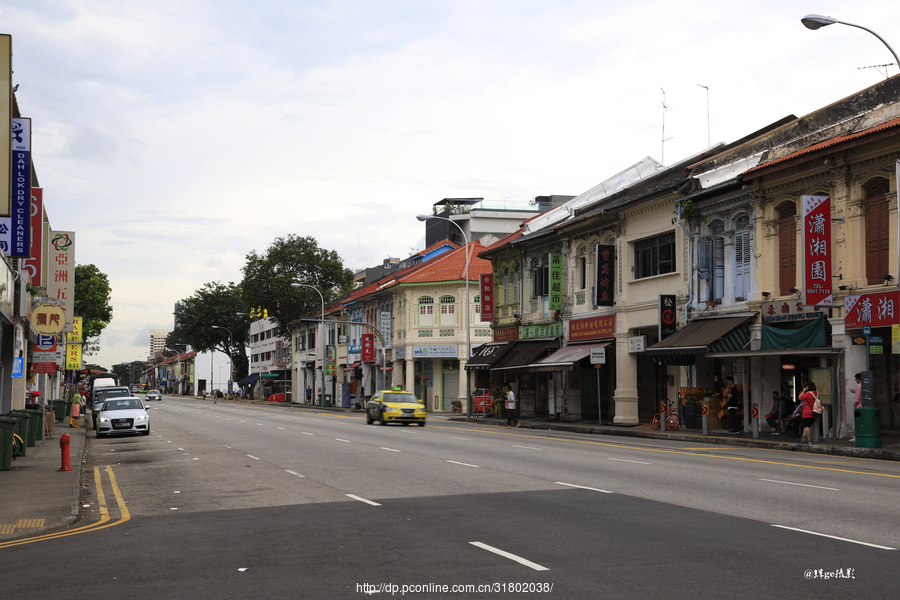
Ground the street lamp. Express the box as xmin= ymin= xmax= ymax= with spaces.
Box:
xmin=211 ymin=325 xmax=233 ymax=398
xmin=416 ymin=213 xmax=472 ymax=418
xmin=801 ymin=14 xmax=900 ymax=72
xmin=291 ymin=283 xmax=325 ymax=406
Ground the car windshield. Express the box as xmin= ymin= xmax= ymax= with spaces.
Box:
xmin=96 ymin=390 xmax=129 ymax=400
xmin=383 ymin=393 xmax=418 ymax=404
xmin=103 ymin=400 xmax=144 ymax=411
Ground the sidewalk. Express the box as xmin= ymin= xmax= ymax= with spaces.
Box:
xmin=0 ymin=413 xmax=87 ymax=541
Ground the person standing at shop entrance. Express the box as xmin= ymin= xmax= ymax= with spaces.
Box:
xmin=799 ymin=381 xmax=819 ymax=444
xmin=505 ymin=386 xmax=520 ymax=428
xmin=724 ymin=376 xmax=740 ymax=434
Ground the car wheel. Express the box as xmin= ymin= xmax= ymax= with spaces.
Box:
xmin=379 ymin=410 xmax=388 ymax=425
xmin=366 ymin=412 xmax=373 ymax=425
xmin=417 ymin=421 xmax=425 ymax=427
xmin=141 ymin=429 xmax=150 ymax=436
xmin=97 ymin=431 xmax=106 ymax=439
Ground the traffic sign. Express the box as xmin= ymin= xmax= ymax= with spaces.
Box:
xmin=863 ymin=326 xmax=872 ymax=336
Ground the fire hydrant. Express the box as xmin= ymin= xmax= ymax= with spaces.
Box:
xmin=59 ymin=433 xmax=73 ymax=472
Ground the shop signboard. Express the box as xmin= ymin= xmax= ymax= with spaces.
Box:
xmin=47 ymin=230 xmax=76 ymax=332
xmin=10 ymin=117 xmax=31 ymax=257
xmin=801 ymin=194 xmax=832 ymax=307
xmin=413 ymin=345 xmax=458 ymax=358
xmin=569 ymin=315 xmax=615 ymax=342
xmin=493 ymin=326 xmax=519 ymax=342
xmin=845 ymin=290 xmax=900 ymax=329
xmin=20 ymin=188 xmax=44 ymax=286
xmin=549 ymin=254 xmax=563 ymax=310
xmin=361 ymin=334 xmax=375 ymax=362
xmin=762 ymin=300 xmax=824 ymax=323
xmin=659 ymin=295 xmax=676 ymax=339
xmin=521 ymin=322 xmax=562 ymax=339
xmin=595 ymin=244 xmax=615 ymax=306
xmin=480 ymin=273 xmax=494 ymax=322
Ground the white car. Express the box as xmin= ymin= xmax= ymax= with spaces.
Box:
xmin=96 ymin=397 xmax=151 ymax=438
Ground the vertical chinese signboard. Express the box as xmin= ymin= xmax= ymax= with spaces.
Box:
xmin=845 ymin=291 xmax=899 ymax=329
xmin=21 ymin=188 xmax=44 ymax=286
xmin=480 ymin=273 xmax=494 ymax=322
xmin=801 ymin=195 xmax=832 ymax=307
xmin=326 ymin=344 xmax=336 ymax=376
xmin=11 ymin=117 xmax=31 ymax=257
xmin=595 ymin=244 xmax=615 ymax=307
xmin=47 ymin=230 xmax=75 ymax=332
xmin=361 ymin=333 xmax=375 ymax=362
xmin=659 ymin=295 xmax=676 ymax=340
xmin=549 ymin=253 xmax=562 ymax=310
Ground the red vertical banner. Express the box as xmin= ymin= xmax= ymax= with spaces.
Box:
xmin=595 ymin=244 xmax=615 ymax=306
xmin=21 ymin=188 xmax=43 ymax=286
xmin=361 ymin=333 xmax=375 ymax=362
xmin=802 ymin=195 xmax=832 ymax=307
xmin=480 ymin=273 xmax=494 ymax=321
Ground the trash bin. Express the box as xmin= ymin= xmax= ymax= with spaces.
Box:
xmin=52 ymin=400 xmax=67 ymax=423
xmin=22 ymin=408 xmax=45 ymax=441
xmin=0 ymin=417 xmax=17 ymax=471
xmin=7 ymin=412 xmax=32 ymax=454
xmin=855 ymin=407 xmax=881 ymax=448
xmin=323 ymin=394 xmax=332 ymax=408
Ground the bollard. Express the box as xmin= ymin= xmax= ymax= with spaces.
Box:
xmin=812 ymin=418 xmax=820 ymax=444
xmin=59 ymin=433 xmax=73 ymax=472
xmin=701 ymin=402 xmax=709 ymax=435
xmin=751 ymin=404 xmax=759 ymax=439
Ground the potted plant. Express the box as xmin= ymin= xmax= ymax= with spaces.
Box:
xmin=451 ymin=399 xmax=462 ymax=413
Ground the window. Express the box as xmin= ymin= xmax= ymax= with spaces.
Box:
xmin=513 ymin=264 xmax=519 ymax=302
xmin=734 ymin=215 xmax=751 ymax=300
xmin=710 ymin=221 xmax=724 ymax=302
xmin=474 ymin=295 xmax=483 ymax=322
xmin=418 ymin=297 xmax=434 ymax=327
xmin=577 ymin=247 xmax=587 ymax=290
xmin=532 ymin=261 xmax=549 ymax=297
xmin=439 ymin=295 xmax=456 ymax=327
xmin=307 ymin=330 xmax=315 ymax=351
xmin=634 ymin=232 xmax=676 ymax=279
xmin=503 ymin=267 xmax=509 ymax=304
xmin=865 ymin=179 xmax=891 ymax=285
xmin=778 ymin=202 xmax=797 ymax=295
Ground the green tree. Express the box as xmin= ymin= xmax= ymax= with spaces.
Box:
xmin=74 ymin=264 xmax=113 ymax=356
xmin=241 ymin=235 xmax=354 ymax=334
xmin=169 ymin=282 xmax=250 ymax=380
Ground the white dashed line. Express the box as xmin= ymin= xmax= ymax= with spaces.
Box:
xmin=555 ymin=482 xmax=613 ymax=494
xmin=302 ymin=432 xmax=314 ymax=435
xmin=771 ymin=525 xmax=896 ymax=550
xmin=449 ymin=437 xmax=470 ymax=441
xmin=247 ymin=455 xmax=260 ymax=460
xmin=447 ymin=460 xmax=480 ymax=468
xmin=335 ymin=439 xmax=350 ymax=443
xmin=759 ymin=479 xmax=840 ymax=491
xmin=470 ymin=542 xmax=549 ymax=571
xmin=277 ymin=427 xmax=286 ymax=430
xmin=346 ymin=494 xmax=380 ymax=506
xmin=607 ymin=458 xmax=651 ymax=465
xmin=381 ymin=447 xmax=401 ymax=452
xmin=513 ymin=445 xmax=542 ymax=450
xmin=284 ymin=470 xmax=305 ymax=478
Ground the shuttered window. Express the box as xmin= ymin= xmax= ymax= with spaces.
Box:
xmin=778 ymin=203 xmax=797 ymax=296
xmin=710 ymin=221 xmax=724 ymax=302
xmin=865 ymin=179 xmax=891 ymax=285
xmin=734 ymin=215 xmax=751 ymax=300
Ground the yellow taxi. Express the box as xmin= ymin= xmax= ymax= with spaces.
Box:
xmin=365 ymin=388 xmax=426 ymax=426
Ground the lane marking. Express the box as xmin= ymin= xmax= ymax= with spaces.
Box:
xmin=759 ymin=479 xmax=840 ymax=491
xmin=224 ymin=445 xmax=232 ymax=449
xmin=447 ymin=460 xmax=480 ymax=468
xmin=555 ymin=481 xmax=613 ymax=494
xmin=470 ymin=542 xmax=549 ymax=571
xmin=256 ymin=423 xmax=264 ymax=426
xmin=381 ymin=447 xmax=401 ymax=452
xmin=771 ymin=525 xmax=896 ymax=550
xmin=607 ymin=458 xmax=651 ymax=465
xmin=513 ymin=445 xmax=542 ymax=450
xmin=247 ymin=455 xmax=260 ymax=460
xmin=335 ymin=439 xmax=350 ymax=443
xmin=277 ymin=427 xmax=286 ymax=430
xmin=449 ymin=436 xmax=470 ymax=441
xmin=284 ymin=470 xmax=305 ymax=477
xmin=302 ymin=432 xmax=314 ymax=436
xmin=346 ymin=494 xmax=381 ymax=506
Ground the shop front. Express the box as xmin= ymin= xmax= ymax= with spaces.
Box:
xmin=529 ymin=340 xmax=614 ymax=422
xmin=490 ymin=338 xmax=558 ymax=418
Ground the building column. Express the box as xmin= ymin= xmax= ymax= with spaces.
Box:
xmin=405 ymin=358 xmax=415 ymax=394
xmin=458 ymin=355 xmax=468 ymax=412
xmin=831 ymin=316 xmax=855 ymax=438
xmin=613 ymin=332 xmax=639 ymax=424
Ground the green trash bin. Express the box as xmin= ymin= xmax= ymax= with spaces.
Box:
xmin=7 ymin=412 xmax=32 ymax=454
xmin=22 ymin=408 xmax=45 ymax=442
xmin=52 ymin=400 xmax=67 ymax=423
xmin=0 ymin=417 xmax=17 ymax=471
xmin=323 ymin=394 xmax=332 ymax=408
xmin=855 ymin=407 xmax=881 ymax=448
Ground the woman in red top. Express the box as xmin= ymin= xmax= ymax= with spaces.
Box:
xmin=798 ymin=381 xmax=818 ymax=444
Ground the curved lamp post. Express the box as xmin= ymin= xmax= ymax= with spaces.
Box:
xmin=291 ymin=283 xmax=325 ymax=405
xmin=416 ymin=214 xmax=472 ymax=418
xmin=211 ymin=325 xmax=233 ymax=397
xmin=801 ymin=14 xmax=900 ymax=71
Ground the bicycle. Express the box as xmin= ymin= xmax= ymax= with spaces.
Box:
xmin=652 ymin=398 xmax=681 ymax=431
xmin=11 ymin=432 xmax=25 ymax=459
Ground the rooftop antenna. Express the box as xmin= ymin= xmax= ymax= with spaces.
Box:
xmin=857 ymin=62 xmax=894 ymax=79
xmin=660 ymin=88 xmax=673 ymax=166
xmin=697 ymin=84 xmax=710 ymax=148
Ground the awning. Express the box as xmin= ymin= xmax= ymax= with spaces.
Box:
xmin=347 ymin=362 xmax=361 ymax=369
xmin=644 ymin=314 xmax=755 ymax=365
xmin=492 ymin=339 xmax=558 ymax=372
xmin=238 ymin=373 xmax=260 ymax=385
xmin=464 ymin=342 xmax=513 ymax=371
xmin=529 ymin=341 xmax=612 ymax=372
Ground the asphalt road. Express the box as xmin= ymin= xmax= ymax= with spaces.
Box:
xmin=5 ymin=395 xmax=899 ymax=599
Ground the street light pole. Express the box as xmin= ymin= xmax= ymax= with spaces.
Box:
xmin=801 ymin=14 xmax=900 ymax=72
xmin=211 ymin=325 xmax=234 ymax=398
xmin=416 ymin=214 xmax=472 ymax=418
xmin=291 ymin=283 xmax=326 ymax=406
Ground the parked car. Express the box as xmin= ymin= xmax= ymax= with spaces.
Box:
xmin=366 ymin=388 xmax=426 ymax=426
xmin=96 ymin=397 xmax=151 ymax=438
xmin=90 ymin=385 xmax=130 ymax=413
xmin=146 ymin=389 xmax=162 ymax=401
xmin=131 ymin=385 xmax=139 ymax=393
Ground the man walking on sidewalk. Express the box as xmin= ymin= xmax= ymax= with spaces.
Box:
xmin=505 ymin=386 xmax=520 ymax=429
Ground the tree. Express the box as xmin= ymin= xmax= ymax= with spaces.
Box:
xmin=169 ymin=282 xmax=250 ymax=380
xmin=74 ymin=264 xmax=113 ymax=356
xmin=241 ymin=235 xmax=355 ymax=334
xmin=112 ymin=361 xmax=148 ymax=387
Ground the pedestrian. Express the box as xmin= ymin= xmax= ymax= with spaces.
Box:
xmin=798 ymin=381 xmax=820 ymax=444
xmin=849 ymin=373 xmax=862 ymax=442
xmin=504 ymin=386 xmax=520 ymax=428
xmin=766 ymin=391 xmax=787 ymax=434
xmin=306 ymin=386 xmax=313 ymax=404
xmin=723 ymin=376 xmax=740 ymax=434
xmin=69 ymin=390 xmax=84 ymax=428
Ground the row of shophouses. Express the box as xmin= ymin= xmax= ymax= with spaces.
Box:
xmin=290 ymin=75 xmax=900 ymax=439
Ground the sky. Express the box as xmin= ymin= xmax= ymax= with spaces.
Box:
xmin=4 ymin=0 xmax=900 ymax=369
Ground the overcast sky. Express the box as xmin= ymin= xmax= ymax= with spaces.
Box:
xmin=5 ymin=0 xmax=900 ymax=369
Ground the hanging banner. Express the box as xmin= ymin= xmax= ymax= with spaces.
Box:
xmin=67 ymin=316 xmax=83 ymax=343
xmin=66 ymin=341 xmax=82 ymax=370
xmin=47 ymin=230 xmax=75 ymax=332
xmin=10 ymin=117 xmax=32 ymax=257
xmin=0 ymin=34 xmax=10 ymax=216
xmin=479 ymin=273 xmax=494 ymax=322
xmin=801 ymin=194 xmax=832 ymax=307
xmin=845 ymin=290 xmax=900 ymax=329
xmin=549 ymin=253 xmax=562 ymax=310
xmin=21 ymin=188 xmax=44 ymax=286
xmin=659 ymin=294 xmax=676 ymax=340
xmin=595 ymin=244 xmax=615 ymax=306
xmin=361 ymin=333 xmax=375 ymax=362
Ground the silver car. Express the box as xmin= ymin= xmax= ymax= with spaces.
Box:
xmin=146 ymin=389 xmax=162 ymax=401
xmin=96 ymin=397 xmax=151 ymax=438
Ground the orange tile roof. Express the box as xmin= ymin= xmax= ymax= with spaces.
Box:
xmin=389 ymin=241 xmax=491 ymax=287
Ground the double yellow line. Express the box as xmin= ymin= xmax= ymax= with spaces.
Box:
xmin=0 ymin=466 xmax=130 ymax=549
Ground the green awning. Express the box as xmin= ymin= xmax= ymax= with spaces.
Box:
xmin=760 ymin=315 xmax=827 ymax=350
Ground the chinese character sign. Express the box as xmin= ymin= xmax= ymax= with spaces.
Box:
xmin=361 ymin=333 xmax=375 ymax=362
xmin=10 ymin=118 xmax=32 ymax=257
xmin=845 ymin=291 xmax=900 ymax=329
xmin=569 ymin=315 xmax=615 ymax=342
xmin=549 ymin=253 xmax=562 ymax=310
xmin=47 ymin=230 xmax=75 ymax=332
xmin=480 ymin=273 xmax=494 ymax=322
xmin=595 ymin=244 xmax=615 ymax=307
xmin=20 ymin=188 xmax=44 ymax=286
xmin=801 ymin=195 xmax=832 ymax=307
xmin=659 ymin=294 xmax=676 ymax=340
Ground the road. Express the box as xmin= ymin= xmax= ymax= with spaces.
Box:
xmin=6 ymin=395 xmax=900 ymax=599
